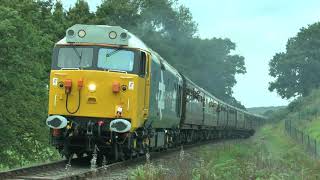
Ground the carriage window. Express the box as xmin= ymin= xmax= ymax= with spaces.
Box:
xmin=98 ymin=48 xmax=134 ymax=72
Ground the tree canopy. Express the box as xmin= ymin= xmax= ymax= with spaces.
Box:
xmin=269 ymin=22 xmax=320 ymax=99
xmin=0 ymin=0 xmax=56 ymax=167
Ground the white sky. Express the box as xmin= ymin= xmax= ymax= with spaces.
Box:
xmin=62 ymin=0 xmax=320 ymax=108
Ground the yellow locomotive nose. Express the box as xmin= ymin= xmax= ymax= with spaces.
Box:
xmin=48 ymin=69 xmax=147 ymax=130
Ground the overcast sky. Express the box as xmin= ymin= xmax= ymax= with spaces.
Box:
xmin=62 ymin=0 xmax=320 ymax=108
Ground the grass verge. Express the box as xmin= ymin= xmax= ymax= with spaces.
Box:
xmin=129 ymin=122 xmax=320 ymax=180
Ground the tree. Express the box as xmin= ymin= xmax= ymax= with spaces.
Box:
xmin=179 ymin=37 xmax=246 ymax=107
xmin=0 ymin=1 xmax=55 ymax=167
xmin=138 ymin=0 xmax=197 ymax=39
xmin=95 ymin=0 xmax=142 ymax=29
xmin=67 ymin=0 xmax=94 ymax=25
xmin=269 ymin=22 xmax=320 ymax=99
xmin=51 ymin=1 xmax=68 ymax=41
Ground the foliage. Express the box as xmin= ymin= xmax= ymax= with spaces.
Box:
xmin=95 ymin=0 xmax=142 ymax=29
xmin=276 ymin=89 xmax=320 ymax=140
xmin=266 ymin=87 xmax=320 ymax=158
xmin=269 ymin=22 xmax=320 ymax=99
xmin=0 ymin=0 xmax=247 ymax=168
xmin=129 ymin=124 xmax=320 ymax=180
xmin=67 ymin=0 xmax=95 ymax=25
xmin=0 ymin=0 xmax=60 ymax=168
xmin=129 ymin=163 xmax=169 ymax=180
xmin=247 ymin=106 xmax=286 ymax=116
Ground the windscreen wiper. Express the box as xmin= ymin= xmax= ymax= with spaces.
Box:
xmin=72 ymin=46 xmax=83 ymax=67
xmin=106 ymin=48 xmax=121 ymax=57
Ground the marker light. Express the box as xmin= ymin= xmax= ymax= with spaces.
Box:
xmin=112 ymin=81 xmax=120 ymax=93
xmin=109 ymin=31 xmax=117 ymax=39
xmin=77 ymin=79 xmax=84 ymax=89
xmin=64 ymin=79 xmax=72 ymax=94
xmin=88 ymin=84 xmax=96 ymax=92
xmin=97 ymin=120 xmax=105 ymax=126
xmin=120 ymin=32 xmax=127 ymax=39
xmin=78 ymin=30 xmax=86 ymax=38
xmin=52 ymin=129 xmax=61 ymax=137
xmin=67 ymin=29 xmax=75 ymax=36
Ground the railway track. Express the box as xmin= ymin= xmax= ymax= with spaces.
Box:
xmin=0 ymin=160 xmax=67 ymax=180
xmin=0 ymin=139 xmax=237 ymax=180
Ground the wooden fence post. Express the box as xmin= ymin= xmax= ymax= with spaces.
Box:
xmin=285 ymin=120 xmax=287 ymax=131
xmin=315 ymin=140 xmax=317 ymax=158
xmin=289 ymin=120 xmax=292 ymax=136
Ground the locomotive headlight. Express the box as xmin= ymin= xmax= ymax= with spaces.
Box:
xmin=78 ymin=30 xmax=86 ymax=38
xmin=109 ymin=31 xmax=117 ymax=39
xmin=88 ymin=84 xmax=96 ymax=92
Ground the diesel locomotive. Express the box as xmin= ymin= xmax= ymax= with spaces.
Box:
xmin=46 ymin=24 xmax=265 ymax=161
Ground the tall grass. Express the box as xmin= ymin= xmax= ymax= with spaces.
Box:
xmin=129 ymin=123 xmax=320 ymax=180
xmin=279 ymin=89 xmax=320 ymax=140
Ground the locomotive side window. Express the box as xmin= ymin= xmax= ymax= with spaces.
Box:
xmin=139 ymin=52 xmax=147 ymax=77
xmin=98 ymin=48 xmax=134 ymax=72
xmin=57 ymin=47 xmax=93 ymax=68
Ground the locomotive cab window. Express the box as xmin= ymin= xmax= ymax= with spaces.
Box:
xmin=52 ymin=46 xmax=142 ymax=74
xmin=56 ymin=47 xmax=93 ymax=69
xmin=98 ymin=48 xmax=134 ymax=72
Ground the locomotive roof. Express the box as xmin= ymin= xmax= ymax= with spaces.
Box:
xmin=56 ymin=24 xmax=150 ymax=51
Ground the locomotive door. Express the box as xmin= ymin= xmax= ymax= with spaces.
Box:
xmin=142 ymin=52 xmax=150 ymax=120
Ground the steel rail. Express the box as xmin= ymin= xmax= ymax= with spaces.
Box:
xmin=0 ymin=138 xmax=244 ymax=180
xmin=0 ymin=160 xmax=67 ymax=180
